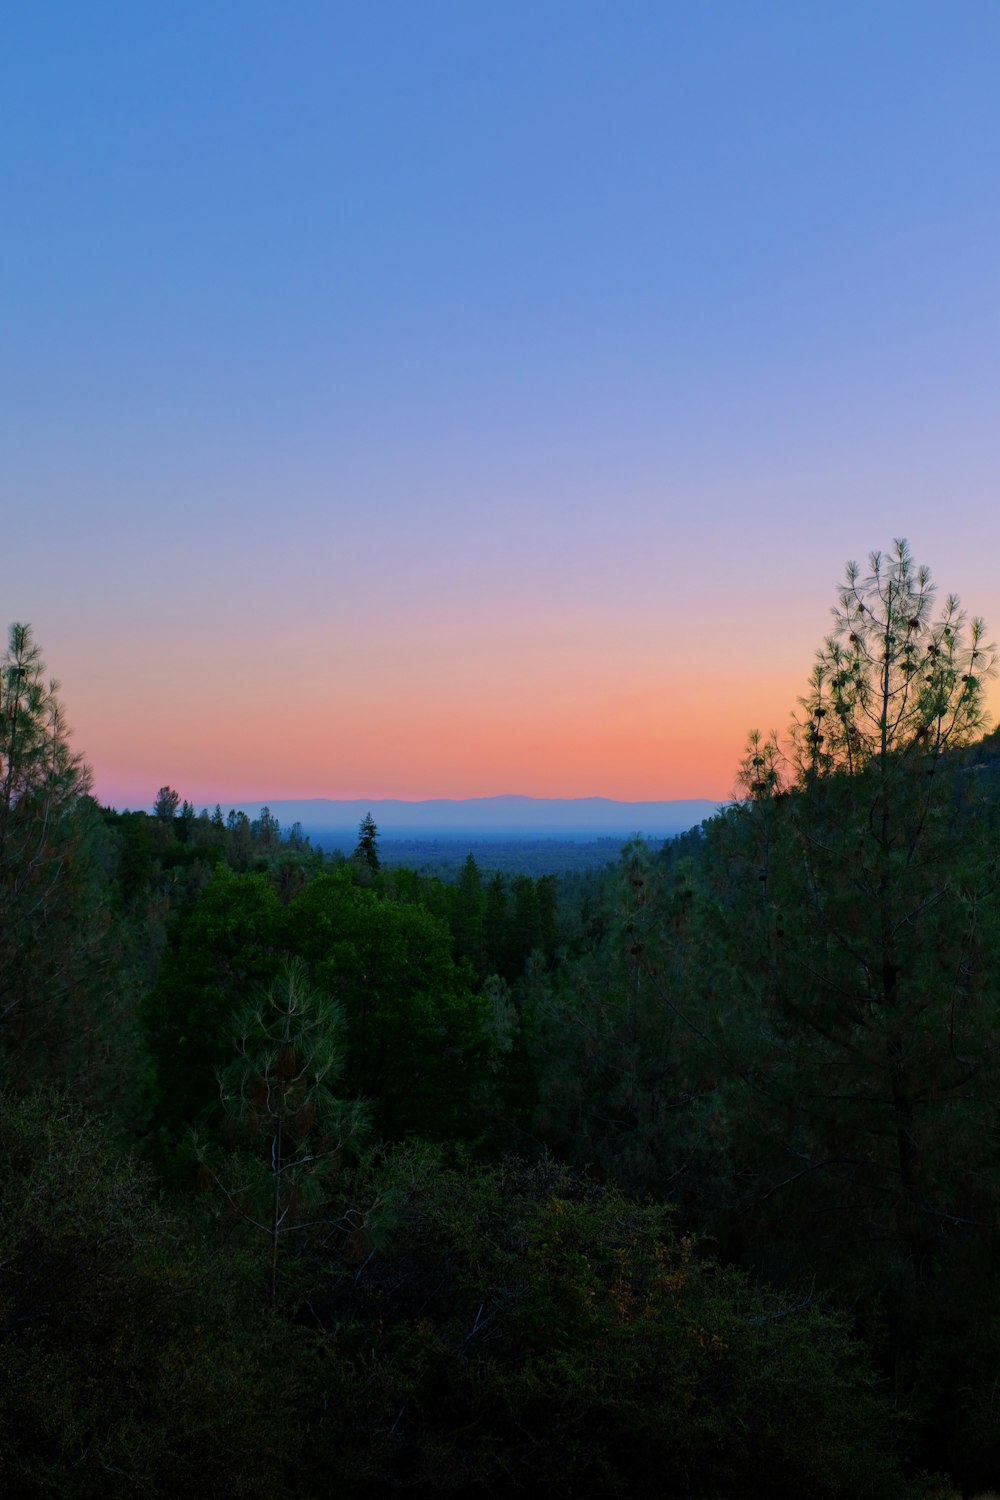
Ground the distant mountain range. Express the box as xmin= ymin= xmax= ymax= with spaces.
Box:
xmin=229 ymin=795 xmax=722 ymax=842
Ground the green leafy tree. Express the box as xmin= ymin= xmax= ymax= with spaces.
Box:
xmin=140 ymin=868 xmax=283 ymax=1155
xmin=308 ymin=1149 xmax=920 ymax=1498
xmin=283 ymin=873 xmax=494 ymax=1139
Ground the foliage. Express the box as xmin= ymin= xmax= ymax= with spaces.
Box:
xmin=0 ymin=1090 xmax=314 ymax=1496
xmin=9 ymin=573 xmax=1000 ymax=1493
xmin=353 ymin=810 xmax=380 ymax=872
xmin=719 ymin=545 xmax=1000 ymax=1284
xmin=196 ymin=959 xmax=369 ymax=1299
xmin=0 ymin=624 xmax=123 ymax=1088
xmin=283 ymin=873 xmax=495 ymax=1140
xmin=154 ymin=784 xmax=180 ymax=819
xmin=533 ymin=839 xmax=696 ymax=1195
xmin=303 ymin=1150 xmax=920 ymax=1498
xmin=790 ymin=538 xmax=994 ymax=777
xmin=140 ymin=867 xmax=284 ymax=1159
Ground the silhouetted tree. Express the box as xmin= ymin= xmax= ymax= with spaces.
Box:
xmin=154 ymin=786 xmax=180 ymax=820
xmin=251 ymin=805 xmax=281 ymax=854
xmin=727 ymin=541 xmax=1000 ymax=1282
xmin=353 ymin=811 xmax=380 ymax=872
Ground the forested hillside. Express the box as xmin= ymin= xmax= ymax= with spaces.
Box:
xmin=3 ymin=544 xmax=1000 ymax=1496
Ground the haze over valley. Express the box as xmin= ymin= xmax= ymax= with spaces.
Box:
xmin=221 ymin=794 xmax=722 ymax=842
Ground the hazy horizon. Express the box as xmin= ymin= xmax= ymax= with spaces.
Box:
xmin=112 ymin=790 xmax=722 ymax=827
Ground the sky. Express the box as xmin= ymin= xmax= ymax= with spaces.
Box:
xmin=3 ymin=2 xmax=1000 ymax=808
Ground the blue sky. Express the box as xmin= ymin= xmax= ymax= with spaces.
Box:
xmin=3 ymin=3 xmax=999 ymax=803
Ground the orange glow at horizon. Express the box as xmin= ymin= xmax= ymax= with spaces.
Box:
xmin=74 ymin=641 xmax=1000 ymax=810
xmin=41 ymin=540 xmax=1000 ymax=813
xmin=75 ymin=652 xmax=837 ymax=809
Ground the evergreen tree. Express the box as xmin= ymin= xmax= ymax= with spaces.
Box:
xmin=198 ymin=960 xmax=369 ymax=1300
xmin=353 ymin=811 xmax=380 ymax=872
xmin=0 ymin=624 xmax=106 ymax=1078
xmin=533 ymin=840 xmax=696 ymax=1196
xmin=506 ymin=874 xmax=541 ymax=976
xmin=154 ymin=785 xmax=180 ymax=820
xmin=724 ymin=542 xmax=1000 ymax=1283
xmin=450 ymin=853 xmax=486 ymax=975
xmin=251 ymin=804 xmax=281 ymax=854
xmin=175 ymin=799 xmax=196 ymax=843
xmin=484 ymin=870 xmax=508 ymax=975
xmin=225 ymin=809 xmax=253 ymax=870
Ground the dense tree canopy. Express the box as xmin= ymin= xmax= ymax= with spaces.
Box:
xmin=284 ymin=872 xmax=495 ymax=1139
xmin=6 ymin=595 xmax=1000 ymax=1495
xmin=141 ymin=868 xmax=284 ymax=1148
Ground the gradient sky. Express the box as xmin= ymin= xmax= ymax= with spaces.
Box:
xmin=3 ymin=2 xmax=1000 ymax=807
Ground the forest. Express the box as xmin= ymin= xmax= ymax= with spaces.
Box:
xmin=4 ymin=541 xmax=1000 ymax=1498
